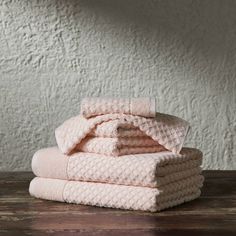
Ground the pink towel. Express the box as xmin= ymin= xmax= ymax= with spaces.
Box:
xmin=29 ymin=175 xmax=204 ymax=212
xmin=32 ymin=147 xmax=202 ymax=188
xmin=81 ymin=97 xmax=156 ymax=118
xmin=55 ymin=113 xmax=189 ymax=155
xmin=90 ymin=120 xmax=146 ymax=137
xmin=77 ymin=137 xmax=166 ymax=156
xmin=29 ymin=97 xmax=203 ymax=212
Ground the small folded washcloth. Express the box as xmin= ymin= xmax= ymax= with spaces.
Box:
xmin=81 ymin=97 xmax=156 ymax=118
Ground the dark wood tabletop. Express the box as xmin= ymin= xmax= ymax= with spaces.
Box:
xmin=0 ymin=171 xmax=235 ymax=236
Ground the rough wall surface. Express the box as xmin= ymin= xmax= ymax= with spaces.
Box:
xmin=0 ymin=0 xmax=235 ymax=171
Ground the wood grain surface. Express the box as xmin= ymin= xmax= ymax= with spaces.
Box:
xmin=0 ymin=171 xmax=235 ymax=236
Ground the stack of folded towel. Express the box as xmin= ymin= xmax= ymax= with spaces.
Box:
xmin=29 ymin=98 xmax=204 ymax=212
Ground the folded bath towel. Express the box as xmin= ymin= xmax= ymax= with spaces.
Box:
xmin=29 ymin=175 xmax=204 ymax=212
xmin=81 ymin=97 xmax=156 ymax=118
xmin=55 ymin=113 xmax=189 ymax=155
xmin=32 ymin=147 xmax=202 ymax=188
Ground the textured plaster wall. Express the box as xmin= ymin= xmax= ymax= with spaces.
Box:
xmin=0 ymin=0 xmax=236 ymax=171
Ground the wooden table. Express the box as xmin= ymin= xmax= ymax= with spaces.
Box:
xmin=0 ymin=171 xmax=235 ymax=236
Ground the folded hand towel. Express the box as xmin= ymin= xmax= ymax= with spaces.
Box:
xmin=90 ymin=120 xmax=146 ymax=137
xmin=55 ymin=113 xmax=189 ymax=155
xmin=32 ymin=147 xmax=202 ymax=187
xmin=77 ymin=137 xmax=166 ymax=156
xmin=81 ymin=97 xmax=156 ymax=118
xmin=29 ymin=175 xmax=203 ymax=212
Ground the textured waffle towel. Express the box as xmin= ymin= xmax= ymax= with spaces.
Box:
xmin=29 ymin=175 xmax=204 ymax=212
xmin=29 ymin=97 xmax=203 ymax=212
xmin=77 ymin=137 xmax=166 ymax=156
xmin=81 ymin=97 xmax=156 ymax=118
xmin=90 ymin=120 xmax=147 ymax=137
xmin=55 ymin=113 xmax=189 ymax=155
xmin=32 ymin=147 xmax=202 ymax=188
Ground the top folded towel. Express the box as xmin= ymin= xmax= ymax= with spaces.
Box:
xmin=55 ymin=114 xmax=189 ymax=155
xmin=81 ymin=97 xmax=156 ymax=118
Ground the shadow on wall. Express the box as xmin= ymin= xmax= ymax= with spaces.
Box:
xmin=64 ymin=0 xmax=236 ymax=93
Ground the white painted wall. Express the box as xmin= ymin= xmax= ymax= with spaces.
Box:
xmin=0 ymin=0 xmax=235 ymax=171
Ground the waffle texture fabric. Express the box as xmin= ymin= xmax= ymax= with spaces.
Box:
xmin=81 ymin=97 xmax=156 ymax=118
xmin=55 ymin=113 xmax=189 ymax=155
xmin=29 ymin=175 xmax=204 ymax=212
xmin=90 ymin=120 xmax=146 ymax=137
xmin=77 ymin=137 xmax=166 ymax=156
xmin=32 ymin=147 xmax=202 ymax=188
xmin=30 ymin=97 xmax=204 ymax=211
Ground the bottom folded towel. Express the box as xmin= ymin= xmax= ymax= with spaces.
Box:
xmin=29 ymin=175 xmax=204 ymax=212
